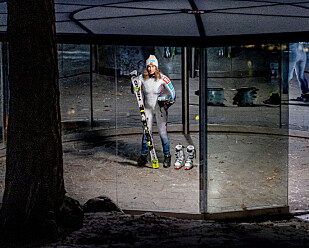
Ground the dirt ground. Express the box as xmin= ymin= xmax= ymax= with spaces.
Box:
xmin=47 ymin=211 xmax=309 ymax=248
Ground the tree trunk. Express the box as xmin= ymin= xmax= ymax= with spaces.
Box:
xmin=0 ymin=0 xmax=66 ymax=239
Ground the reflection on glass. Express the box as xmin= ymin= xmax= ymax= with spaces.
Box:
xmin=288 ymin=42 xmax=309 ymax=132
xmin=62 ymin=45 xmax=118 ymax=207
xmin=189 ymin=47 xmax=200 ymax=130
xmin=207 ymin=45 xmax=283 ymax=128
xmin=92 ymin=45 xmax=151 ymax=129
xmin=206 ymin=45 xmax=288 ymax=213
xmin=58 ymin=44 xmax=91 ymax=133
xmin=92 ymin=45 xmax=117 ymax=129
xmin=289 ymin=43 xmax=309 ymax=97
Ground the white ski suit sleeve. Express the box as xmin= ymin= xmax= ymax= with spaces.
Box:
xmin=161 ymin=74 xmax=176 ymax=100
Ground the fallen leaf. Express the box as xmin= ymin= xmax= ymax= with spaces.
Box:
xmin=241 ymin=204 xmax=247 ymax=210
xmin=112 ymin=93 xmax=122 ymax=96
xmin=267 ymin=176 xmax=276 ymax=180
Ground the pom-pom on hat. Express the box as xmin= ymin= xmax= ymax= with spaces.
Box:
xmin=146 ymin=55 xmax=158 ymax=68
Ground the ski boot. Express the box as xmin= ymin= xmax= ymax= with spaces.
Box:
xmin=295 ymin=94 xmax=309 ymax=102
xmin=184 ymin=145 xmax=196 ymax=170
xmin=301 ymin=92 xmax=309 ymax=102
xmin=174 ymin=144 xmax=185 ymax=169
xmin=137 ymin=154 xmax=148 ymax=166
xmin=163 ymin=154 xmax=171 ymax=168
xmin=263 ymin=93 xmax=280 ymax=105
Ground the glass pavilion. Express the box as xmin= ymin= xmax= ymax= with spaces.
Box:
xmin=1 ymin=0 xmax=309 ymax=219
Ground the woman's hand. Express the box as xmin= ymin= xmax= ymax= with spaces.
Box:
xmin=163 ymin=99 xmax=175 ymax=113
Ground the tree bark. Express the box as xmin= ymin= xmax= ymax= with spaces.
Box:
xmin=0 ymin=0 xmax=66 ymax=239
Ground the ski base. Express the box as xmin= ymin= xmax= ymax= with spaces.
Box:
xmin=151 ymin=159 xmax=159 ymax=169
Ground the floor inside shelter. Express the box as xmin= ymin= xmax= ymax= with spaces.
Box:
xmin=59 ymin=131 xmax=308 ymax=214
xmin=62 ymin=134 xmax=201 ymax=213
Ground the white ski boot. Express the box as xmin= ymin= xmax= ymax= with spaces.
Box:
xmin=174 ymin=144 xmax=185 ymax=169
xmin=184 ymin=145 xmax=195 ymax=170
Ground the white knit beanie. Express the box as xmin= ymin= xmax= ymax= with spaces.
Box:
xmin=146 ymin=55 xmax=158 ymax=68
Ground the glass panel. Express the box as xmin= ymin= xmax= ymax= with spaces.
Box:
xmin=189 ymin=47 xmax=200 ymax=130
xmin=58 ymin=44 xmax=91 ymax=133
xmin=63 ymin=44 xmax=118 ymax=205
xmin=114 ymin=46 xmax=199 ymax=213
xmin=206 ymin=45 xmax=289 ymax=213
xmin=0 ymin=41 xmax=8 ymax=149
xmin=92 ymin=44 xmax=118 ymax=129
xmin=207 ymin=45 xmax=282 ymax=127
xmin=0 ymin=42 xmax=3 ymax=145
xmin=0 ymin=42 xmax=4 ymax=146
xmin=0 ymin=41 xmax=4 ymax=207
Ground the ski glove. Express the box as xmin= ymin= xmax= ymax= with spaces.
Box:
xmin=164 ymin=99 xmax=175 ymax=110
xmin=158 ymin=98 xmax=175 ymax=110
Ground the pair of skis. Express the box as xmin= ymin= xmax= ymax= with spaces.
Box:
xmin=130 ymin=70 xmax=159 ymax=169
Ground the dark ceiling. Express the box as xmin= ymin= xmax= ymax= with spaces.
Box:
xmin=1 ymin=0 xmax=309 ymax=46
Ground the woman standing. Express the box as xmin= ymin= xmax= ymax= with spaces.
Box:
xmin=137 ymin=55 xmax=176 ymax=168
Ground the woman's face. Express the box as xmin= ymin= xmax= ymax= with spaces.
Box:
xmin=147 ymin=65 xmax=157 ymax=74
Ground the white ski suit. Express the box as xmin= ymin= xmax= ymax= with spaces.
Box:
xmin=139 ymin=73 xmax=176 ymax=155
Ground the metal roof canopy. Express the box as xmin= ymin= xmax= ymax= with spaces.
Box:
xmin=1 ymin=0 xmax=309 ymax=46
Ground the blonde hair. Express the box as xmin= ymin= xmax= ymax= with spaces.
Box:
xmin=143 ymin=67 xmax=161 ymax=81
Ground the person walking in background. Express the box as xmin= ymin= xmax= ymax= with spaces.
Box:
xmin=289 ymin=42 xmax=309 ymax=101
